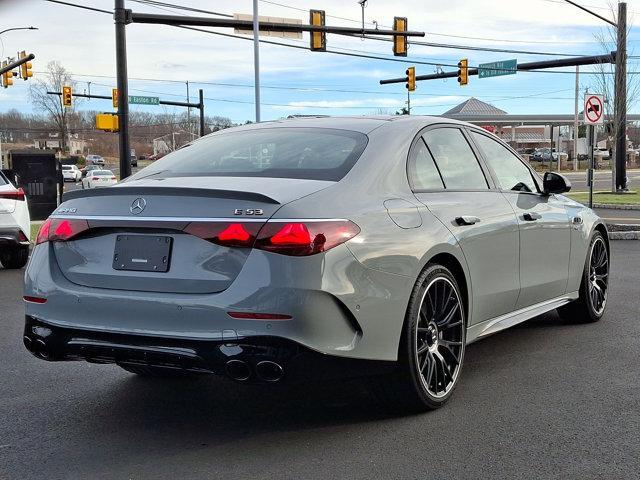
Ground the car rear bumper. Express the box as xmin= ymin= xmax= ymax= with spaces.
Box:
xmin=0 ymin=226 xmax=29 ymax=246
xmin=23 ymin=315 xmax=394 ymax=383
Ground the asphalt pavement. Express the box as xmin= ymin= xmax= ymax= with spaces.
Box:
xmin=1 ymin=242 xmax=639 ymax=479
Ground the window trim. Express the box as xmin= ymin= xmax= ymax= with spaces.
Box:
xmin=465 ymin=127 xmax=543 ymax=196
xmin=407 ymin=123 xmax=496 ymax=193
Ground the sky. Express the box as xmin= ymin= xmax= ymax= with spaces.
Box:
xmin=2 ymin=0 xmax=640 ymax=123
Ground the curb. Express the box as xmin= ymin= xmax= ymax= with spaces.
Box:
xmin=609 ymin=231 xmax=640 ymax=240
xmin=593 ymin=203 xmax=640 ymax=210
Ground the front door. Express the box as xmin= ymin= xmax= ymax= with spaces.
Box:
xmin=468 ymin=130 xmax=571 ymax=309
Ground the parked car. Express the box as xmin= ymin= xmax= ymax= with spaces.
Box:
xmin=81 ymin=169 xmax=117 ymax=189
xmin=85 ymin=154 xmax=105 ymax=166
xmin=80 ymin=164 xmax=103 ymax=178
xmin=0 ymin=171 xmax=30 ymax=269
xmin=594 ymin=148 xmax=610 ymax=159
xmin=61 ymin=164 xmax=82 ymax=182
xmin=531 ymin=148 xmax=559 ymax=162
xmin=23 ymin=116 xmax=609 ymax=411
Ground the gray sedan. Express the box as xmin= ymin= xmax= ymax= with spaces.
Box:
xmin=23 ymin=116 xmax=609 ymax=411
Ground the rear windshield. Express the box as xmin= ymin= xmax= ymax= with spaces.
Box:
xmin=62 ymin=165 xmax=72 ymax=170
xmin=94 ymin=170 xmax=113 ymax=176
xmin=134 ymin=127 xmax=368 ymax=181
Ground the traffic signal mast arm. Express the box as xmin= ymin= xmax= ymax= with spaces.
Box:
xmin=0 ymin=53 xmax=35 ymax=77
xmin=379 ymin=52 xmax=617 ymax=85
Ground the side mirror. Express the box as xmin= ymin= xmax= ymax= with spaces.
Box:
xmin=543 ymin=171 xmax=571 ymax=195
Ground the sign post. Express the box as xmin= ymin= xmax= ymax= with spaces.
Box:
xmin=584 ymin=94 xmax=604 ymax=208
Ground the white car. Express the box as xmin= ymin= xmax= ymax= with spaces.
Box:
xmin=85 ymin=154 xmax=105 ymax=166
xmin=0 ymin=171 xmax=30 ymax=269
xmin=81 ymin=170 xmax=117 ymax=189
xmin=62 ymin=164 xmax=82 ymax=182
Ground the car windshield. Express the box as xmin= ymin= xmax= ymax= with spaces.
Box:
xmin=135 ymin=127 xmax=368 ymax=182
xmin=62 ymin=166 xmax=72 ymax=170
xmin=93 ymin=170 xmax=113 ymax=176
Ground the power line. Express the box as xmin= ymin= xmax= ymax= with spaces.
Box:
xmin=44 ymin=0 xmax=112 ymax=14
xmin=129 ymin=0 xmax=233 ymax=18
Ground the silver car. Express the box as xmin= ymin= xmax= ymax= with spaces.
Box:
xmin=23 ymin=116 xmax=609 ymax=411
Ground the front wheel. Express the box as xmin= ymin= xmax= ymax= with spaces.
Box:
xmin=557 ymin=231 xmax=609 ymax=323
xmin=371 ymin=264 xmax=466 ymax=412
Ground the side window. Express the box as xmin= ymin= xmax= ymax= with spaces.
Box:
xmin=470 ymin=131 xmax=538 ymax=193
xmin=423 ymin=128 xmax=488 ymax=190
xmin=408 ymin=139 xmax=444 ymax=190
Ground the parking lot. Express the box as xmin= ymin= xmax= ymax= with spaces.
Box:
xmin=1 ymin=241 xmax=639 ymax=479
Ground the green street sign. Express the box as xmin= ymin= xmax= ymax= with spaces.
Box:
xmin=478 ymin=59 xmax=517 ymax=79
xmin=128 ymin=95 xmax=159 ymax=105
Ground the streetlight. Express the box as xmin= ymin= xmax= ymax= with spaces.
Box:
xmin=0 ymin=26 xmax=38 ymax=36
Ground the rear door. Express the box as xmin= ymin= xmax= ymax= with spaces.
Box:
xmin=468 ymin=129 xmax=571 ymax=309
xmin=410 ymin=125 xmax=520 ymax=325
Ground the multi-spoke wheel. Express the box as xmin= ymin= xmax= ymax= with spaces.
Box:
xmin=415 ymin=277 xmax=465 ymax=398
xmin=370 ymin=263 xmax=466 ymax=412
xmin=558 ymin=231 xmax=609 ymax=323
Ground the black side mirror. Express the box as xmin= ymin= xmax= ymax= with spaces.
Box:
xmin=543 ymin=171 xmax=571 ymax=195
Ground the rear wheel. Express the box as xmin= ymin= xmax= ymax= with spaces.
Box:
xmin=557 ymin=231 xmax=609 ymax=323
xmin=0 ymin=245 xmax=29 ymax=269
xmin=371 ymin=264 xmax=466 ymax=412
xmin=118 ymin=364 xmax=206 ymax=378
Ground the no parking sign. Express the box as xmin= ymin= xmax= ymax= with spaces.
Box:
xmin=584 ymin=94 xmax=604 ymax=125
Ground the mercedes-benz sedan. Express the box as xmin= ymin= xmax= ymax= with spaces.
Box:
xmin=23 ymin=116 xmax=609 ymax=411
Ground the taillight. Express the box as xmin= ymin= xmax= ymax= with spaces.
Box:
xmin=183 ymin=222 xmax=262 ymax=248
xmin=110 ymin=176 xmax=116 ymax=180
xmin=0 ymin=188 xmax=25 ymax=201
xmin=35 ymin=218 xmax=90 ymax=245
xmin=91 ymin=177 xmax=99 ymax=180
xmin=183 ymin=219 xmax=359 ymax=256
xmin=255 ymin=220 xmax=360 ymax=256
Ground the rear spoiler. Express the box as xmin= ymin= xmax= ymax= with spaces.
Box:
xmin=62 ymin=186 xmax=280 ymax=204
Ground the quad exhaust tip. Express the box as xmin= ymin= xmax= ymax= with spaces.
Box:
xmin=225 ymin=359 xmax=251 ymax=382
xmin=255 ymin=360 xmax=284 ymax=382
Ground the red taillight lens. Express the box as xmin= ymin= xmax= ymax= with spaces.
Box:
xmin=255 ymin=220 xmax=360 ymax=256
xmin=110 ymin=176 xmax=116 ymax=180
xmin=91 ymin=177 xmax=99 ymax=180
xmin=0 ymin=188 xmax=25 ymax=201
xmin=35 ymin=218 xmax=90 ymax=245
xmin=183 ymin=222 xmax=262 ymax=248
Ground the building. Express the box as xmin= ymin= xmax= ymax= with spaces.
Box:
xmin=33 ymin=133 xmax=87 ymax=155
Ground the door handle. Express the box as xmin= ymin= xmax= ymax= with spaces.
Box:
xmin=455 ymin=216 xmax=480 ymax=226
xmin=523 ymin=212 xmax=542 ymax=221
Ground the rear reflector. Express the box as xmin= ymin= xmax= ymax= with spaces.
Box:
xmin=35 ymin=218 xmax=90 ymax=245
xmin=0 ymin=188 xmax=25 ymax=201
xmin=23 ymin=296 xmax=47 ymax=304
xmin=227 ymin=311 xmax=292 ymax=320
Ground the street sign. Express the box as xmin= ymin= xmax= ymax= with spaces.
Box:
xmin=128 ymin=95 xmax=159 ymax=105
xmin=584 ymin=94 xmax=604 ymax=125
xmin=233 ymin=14 xmax=303 ymax=38
xmin=478 ymin=59 xmax=517 ymax=79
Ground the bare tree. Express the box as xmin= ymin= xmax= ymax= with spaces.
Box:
xmin=29 ymin=61 xmax=78 ymax=152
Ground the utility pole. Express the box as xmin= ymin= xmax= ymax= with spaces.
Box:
xmin=186 ymin=80 xmax=191 ymax=138
xmin=573 ymin=65 xmax=579 ymax=171
xmin=407 ymin=90 xmax=411 ymax=115
xmin=614 ymin=1 xmax=627 ymax=191
xmin=114 ymin=0 xmax=131 ymax=180
xmin=252 ymin=0 xmax=261 ymax=122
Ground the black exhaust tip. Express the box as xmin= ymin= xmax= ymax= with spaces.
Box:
xmin=255 ymin=360 xmax=284 ymax=382
xmin=225 ymin=359 xmax=251 ymax=381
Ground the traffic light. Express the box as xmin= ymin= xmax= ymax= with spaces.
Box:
xmin=406 ymin=66 xmax=416 ymax=91
xmin=457 ymin=59 xmax=469 ymax=86
xmin=1 ymin=62 xmax=14 ymax=88
xmin=112 ymin=88 xmax=119 ymax=109
xmin=96 ymin=113 xmax=119 ymax=132
xmin=19 ymin=51 xmax=33 ymax=81
xmin=309 ymin=9 xmax=326 ymax=51
xmin=62 ymin=86 xmax=72 ymax=108
xmin=393 ymin=17 xmax=408 ymax=56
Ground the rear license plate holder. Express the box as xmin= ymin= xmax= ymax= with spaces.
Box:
xmin=113 ymin=235 xmax=172 ymax=272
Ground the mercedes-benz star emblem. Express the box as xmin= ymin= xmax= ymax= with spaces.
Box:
xmin=130 ymin=198 xmax=147 ymax=215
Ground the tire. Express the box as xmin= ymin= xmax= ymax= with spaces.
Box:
xmin=0 ymin=246 xmax=29 ymax=269
xmin=371 ymin=264 xmax=466 ymax=412
xmin=118 ymin=364 xmax=206 ymax=378
xmin=557 ymin=231 xmax=609 ymax=323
